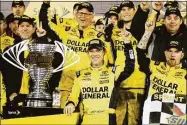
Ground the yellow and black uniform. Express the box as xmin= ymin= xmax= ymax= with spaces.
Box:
xmin=112 ymin=27 xmax=146 ymax=125
xmin=0 ymin=33 xmax=14 ymax=112
xmin=0 ymin=72 xmax=6 ymax=114
xmin=39 ymin=2 xmax=114 ymax=108
xmin=136 ymin=48 xmax=187 ymax=124
xmin=0 ymin=33 xmax=14 ymax=52
xmin=66 ymin=43 xmax=135 ymax=125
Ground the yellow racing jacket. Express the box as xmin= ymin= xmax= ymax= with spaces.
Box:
xmin=66 ymin=43 xmax=135 ymax=124
xmin=136 ymin=48 xmax=187 ymax=125
xmin=112 ymin=27 xmax=146 ymax=88
xmin=0 ymin=33 xmax=14 ymax=52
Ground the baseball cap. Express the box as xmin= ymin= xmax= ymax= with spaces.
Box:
xmin=18 ymin=15 xmax=35 ymax=25
xmin=88 ymin=39 xmax=105 ymax=50
xmin=164 ymin=7 xmax=182 ymax=18
xmin=8 ymin=15 xmax=21 ymax=24
xmin=77 ymin=2 xmax=94 ymax=12
xmin=165 ymin=40 xmax=183 ymax=51
xmin=109 ymin=5 xmax=119 ymax=13
xmin=119 ymin=1 xmax=134 ymax=11
xmin=95 ymin=18 xmax=104 ymax=26
xmin=105 ymin=10 xmax=119 ymax=19
xmin=164 ymin=1 xmax=179 ymax=8
xmin=12 ymin=0 xmax=25 ymax=7
xmin=0 ymin=12 xmax=5 ymax=21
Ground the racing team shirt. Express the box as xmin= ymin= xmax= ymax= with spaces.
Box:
xmin=0 ymin=33 xmax=14 ymax=52
xmin=112 ymin=27 xmax=146 ymax=88
xmin=143 ymin=62 xmax=187 ymax=125
xmin=67 ymin=65 xmax=129 ymax=124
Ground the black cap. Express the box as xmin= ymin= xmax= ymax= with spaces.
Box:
xmin=88 ymin=39 xmax=105 ymax=50
xmin=165 ymin=40 xmax=183 ymax=51
xmin=164 ymin=7 xmax=182 ymax=18
xmin=105 ymin=10 xmax=119 ymax=19
xmin=119 ymin=1 xmax=134 ymax=11
xmin=8 ymin=15 xmax=21 ymax=24
xmin=0 ymin=12 xmax=5 ymax=21
xmin=77 ymin=2 xmax=94 ymax=12
xmin=95 ymin=18 xmax=104 ymax=26
xmin=109 ymin=5 xmax=119 ymax=13
xmin=12 ymin=0 xmax=25 ymax=7
xmin=73 ymin=2 xmax=81 ymax=10
xmin=18 ymin=15 xmax=35 ymax=25
xmin=164 ymin=1 xmax=179 ymax=8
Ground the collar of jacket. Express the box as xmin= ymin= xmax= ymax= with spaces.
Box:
xmin=90 ymin=63 xmax=108 ymax=71
xmin=163 ymin=62 xmax=182 ymax=70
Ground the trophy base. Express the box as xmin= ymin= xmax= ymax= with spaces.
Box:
xmin=26 ymin=91 xmax=52 ymax=107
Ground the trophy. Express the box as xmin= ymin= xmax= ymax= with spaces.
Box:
xmin=25 ymin=43 xmax=55 ymax=107
xmin=2 ymin=40 xmax=80 ymax=108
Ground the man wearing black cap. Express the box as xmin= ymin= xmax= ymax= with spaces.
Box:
xmin=64 ymin=38 xmax=135 ymax=125
xmin=137 ymin=19 xmax=186 ymax=124
xmin=149 ymin=7 xmax=187 ymax=68
xmin=40 ymin=1 xmax=115 ymax=108
xmin=6 ymin=1 xmax=25 ymax=25
xmin=0 ymin=12 xmax=14 ymax=52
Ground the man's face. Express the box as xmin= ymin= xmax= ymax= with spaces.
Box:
xmin=9 ymin=20 xmax=19 ymax=35
xmin=119 ymin=7 xmax=135 ymax=22
xmin=95 ymin=24 xmax=104 ymax=33
xmin=164 ymin=14 xmax=182 ymax=35
xmin=11 ymin=5 xmax=25 ymax=16
xmin=0 ymin=20 xmax=6 ymax=35
xmin=108 ymin=15 xmax=118 ymax=25
xmin=88 ymin=48 xmax=104 ymax=67
xmin=165 ymin=48 xmax=184 ymax=67
xmin=18 ymin=22 xmax=35 ymax=40
xmin=76 ymin=8 xmax=94 ymax=28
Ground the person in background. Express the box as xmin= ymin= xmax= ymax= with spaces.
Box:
xmin=95 ymin=18 xmax=105 ymax=33
xmin=0 ymin=12 xmax=14 ymax=114
xmin=0 ymin=12 xmax=14 ymax=53
xmin=6 ymin=0 xmax=25 ymax=23
xmin=64 ymin=38 xmax=135 ymax=125
xmin=5 ymin=1 xmax=26 ymax=38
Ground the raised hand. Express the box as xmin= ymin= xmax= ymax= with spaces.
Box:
xmin=36 ymin=22 xmax=47 ymax=37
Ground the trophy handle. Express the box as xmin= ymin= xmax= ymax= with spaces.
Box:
xmin=53 ymin=41 xmax=80 ymax=73
xmin=2 ymin=40 xmax=29 ymax=71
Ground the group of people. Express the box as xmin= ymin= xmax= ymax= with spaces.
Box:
xmin=0 ymin=0 xmax=186 ymax=125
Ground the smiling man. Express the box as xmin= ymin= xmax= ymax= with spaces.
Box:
xmin=64 ymin=38 xmax=135 ymax=125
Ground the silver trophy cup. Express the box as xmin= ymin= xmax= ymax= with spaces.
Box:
xmin=25 ymin=43 xmax=56 ymax=107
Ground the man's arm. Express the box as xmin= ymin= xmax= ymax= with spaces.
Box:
xmin=136 ymin=17 xmax=156 ymax=75
xmin=39 ymin=1 xmax=61 ymax=42
xmin=64 ymin=76 xmax=81 ymax=115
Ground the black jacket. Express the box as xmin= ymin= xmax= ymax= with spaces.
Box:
xmin=151 ymin=24 xmax=187 ymax=68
